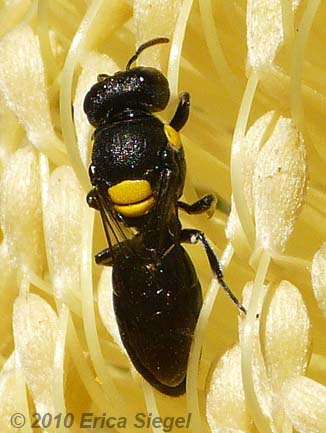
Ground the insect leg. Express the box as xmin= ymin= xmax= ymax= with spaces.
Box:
xmin=178 ymin=193 xmax=217 ymax=217
xmin=169 ymin=92 xmax=190 ymax=131
xmin=181 ymin=229 xmax=246 ymax=314
xmin=86 ymin=189 xmax=99 ymax=210
xmin=95 ymin=248 xmax=113 ymax=266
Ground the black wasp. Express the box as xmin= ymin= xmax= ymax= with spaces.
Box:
xmin=84 ymin=38 xmax=246 ymax=396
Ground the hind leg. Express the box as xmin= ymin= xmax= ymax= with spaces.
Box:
xmin=181 ymin=229 xmax=246 ymax=314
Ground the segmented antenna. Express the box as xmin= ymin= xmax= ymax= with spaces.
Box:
xmin=126 ymin=37 xmax=169 ymax=71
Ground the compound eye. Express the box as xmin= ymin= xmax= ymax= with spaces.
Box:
xmin=164 ymin=125 xmax=182 ymax=150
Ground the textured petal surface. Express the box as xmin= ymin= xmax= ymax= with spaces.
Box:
xmin=281 ymin=376 xmax=326 ymax=433
xmin=13 ymin=294 xmax=58 ymax=416
xmin=311 ymin=243 xmax=326 ymax=316
xmin=264 ymin=281 xmax=311 ymax=392
xmin=253 ymin=117 xmax=307 ymax=253
xmin=206 ymin=345 xmax=253 ymax=433
xmin=43 ymin=166 xmax=85 ymax=301
xmin=0 ymin=26 xmax=65 ymax=165
xmin=0 ymin=146 xmax=44 ymax=274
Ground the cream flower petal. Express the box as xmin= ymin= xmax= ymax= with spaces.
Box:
xmin=0 ymin=354 xmax=21 ymax=432
xmin=311 ymin=243 xmax=326 ymax=317
xmin=253 ymin=116 xmax=307 ymax=254
xmin=43 ymin=166 xmax=85 ymax=302
xmin=281 ymin=375 xmax=326 ymax=433
xmin=134 ymin=0 xmax=182 ymax=69
xmin=226 ymin=111 xmax=277 ymax=259
xmin=242 ymin=111 xmax=277 ymax=216
xmin=0 ymin=97 xmax=22 ymax=168
xmin=264 ymin=280 xmax=311 ymax=393
xmin=239 ymin=282 xmax=274 ymax=427
xmin=13 ymin=293 xmax=58 ymax=417
xmin=247 ymin=0 xmax=300 ymax=70
xmin=0 ymin=240 xmax=18 ymax=357
xmin=0 ymin=26 xmax=66 ymax=166
xmin=0 ymin=146 xmax=45 ymax=275
xmin=97 ymin=267 xmax=126 ymax=354
xmin=206 ymin=345 xmax=253 ymax=433
xmin=247 ymin=0 xmax=284 ymax=70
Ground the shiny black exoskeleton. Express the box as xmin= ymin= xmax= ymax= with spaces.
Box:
xmin=84 ymin=38 xmax=245 ymax=396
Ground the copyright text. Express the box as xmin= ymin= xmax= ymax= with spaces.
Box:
xmin=10 ymin=411 xmax=192 ymax=431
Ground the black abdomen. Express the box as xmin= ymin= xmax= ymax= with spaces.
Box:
xmin=112 ymin=242 xmax=202 ymax=396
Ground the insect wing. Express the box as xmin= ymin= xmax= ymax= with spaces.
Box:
xmin=95 ymin=189 xmax=135 ymax=263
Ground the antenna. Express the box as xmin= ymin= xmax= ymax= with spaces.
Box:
xmin=126 ymin=37 xmax=169 ymax=71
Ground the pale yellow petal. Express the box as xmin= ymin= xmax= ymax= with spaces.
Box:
xmin=134 ymin=0 xmax=182 ymax=70
xmin=43 ymin=166 xmax=85 ymax=302
xmin=0 ymin=98 xmax=22 ymax=170
xmin=281 ymin=375 xmax=326 ymax=433
xmin=247 ymin=0 xmax=284 ymax=70
xmin=0 ymin=241 xmax=18 ymax=358
xmin=206 ymin=345 xmax=253 ymax=433
xmin=253 ymin=117 xmax=307 ymax=254
xmin=239 ymin=282 xmax=275 ymax=431
xmin=242 ymin=111 xmax=278 ymax=215
xmin=97 ymin=267 xmax=126 ymax=354
xmin=247 ymin=0 xmax=300 ymax=70
xmin=0 ymin=354 xmax=21 ymax=432
xmin=0 ymin=26 xmax=66 ymax=165
xmin=311 ymin=243 xmax=326 ymax=316
xmin=0 ymin=146 xmax=45 ymax=275
xmin=264 ymin=280 xmax=311 ymax=392
xmin=13 ymin=293 xmax=58 ymax=417
xmin=226 ymin=111 xmax=278 ymax=260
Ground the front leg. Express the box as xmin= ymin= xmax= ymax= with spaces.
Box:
xmin=170 ymin=92 xmax=190 ymax=131
xmin=86 ymin=189 xmax=99 ymax=210
xmin=95 ymin=247 xmax=113 ymax=266
xmin=181 ymin=229 xmax=246 ymax=314
xmin=178 ymin=193 xmax=217 ymax=218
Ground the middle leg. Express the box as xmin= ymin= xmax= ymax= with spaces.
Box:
xmin=177 ymin=193 xmax=217 ymax=218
